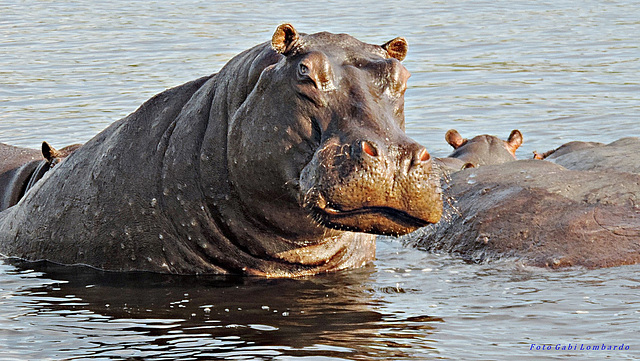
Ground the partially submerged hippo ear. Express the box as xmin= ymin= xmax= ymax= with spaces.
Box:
xmin=41 ymin=141 xmax=61 ymax=162
xmin=505 ymin=129 xmax=523 ymax=156
xmin=445 ymin=129 xmax=467 ymax=149
xmin=382 ymin=37 xmax=408 ymax=61
xmin=272 ymin=23 xmax=299 ymax=55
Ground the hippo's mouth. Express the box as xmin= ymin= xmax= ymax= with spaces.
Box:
xmin=310 ymin=203 xmax=430 ymax=236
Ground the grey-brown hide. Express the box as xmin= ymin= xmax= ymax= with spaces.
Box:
xmin=0 ymin=24 xmax=443 ymax=277
xmin=534 ymin=137 xmax=640 ymax=175
xmin=408 ymin=157 xmax=640 ymax=269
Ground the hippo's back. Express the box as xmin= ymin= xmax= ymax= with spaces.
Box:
xmin=549 ymin=137 xmax=640 ymax=174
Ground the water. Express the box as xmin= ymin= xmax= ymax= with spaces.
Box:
xmin=1 ymin=0 xmax=639 ymax=359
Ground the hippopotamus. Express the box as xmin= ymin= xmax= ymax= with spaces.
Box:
xmin=0 ymin=142 xmax=80 ymax=212
xmin=533 ymin=137 xmax=640 ymax=175
xmin=434 ymin=129 xmax=523 ymax=173
xmin=408 ymin=150 xmax=640 ymax=269
xmin=0 ymin=24 xmax=443 ymax=277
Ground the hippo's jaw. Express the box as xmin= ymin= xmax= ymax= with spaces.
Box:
xmin=309 ymin=201 xmax=432 ymax=236
xmin=301 ymin=186 xmax=442 ymax=236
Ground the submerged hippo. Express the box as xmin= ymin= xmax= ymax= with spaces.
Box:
xmin=534 ymin=137 xmax=640 ymax=175
xmin=434 ymin=129 xmax=523 ymax=172
xmin=408 ymin=154 xmax=640 ymax=269
xmin=0 ymin=24 xmax=443 ymax=277
xmin=0 ymin=142 xmax=80 ymax=212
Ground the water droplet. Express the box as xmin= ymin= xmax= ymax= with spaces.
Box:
xmin=159 ymin=234 xmax=164 ymax=240
xmin=150 ymin=198 xmax=157 ymax=207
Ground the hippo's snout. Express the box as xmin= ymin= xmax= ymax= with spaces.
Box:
xmin=300 ymin=137 xmax=443 ymax=236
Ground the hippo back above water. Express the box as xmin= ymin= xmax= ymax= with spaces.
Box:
xmin=0 ymin=24 xmax=443 ymax=277
xmin=410 ymin=151 xmax=640 ymax=269
xmin=534 ymin=137 xmax=640 ymax=174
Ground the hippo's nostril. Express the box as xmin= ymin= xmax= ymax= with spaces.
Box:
xmin=361 ymin=141 xmax=378 ymax=157
xmin=417 ymin=148 xmax=430 ymax=162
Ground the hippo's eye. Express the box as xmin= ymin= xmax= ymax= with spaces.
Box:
xmin=298 ymin=63 xmax=310 ymax=77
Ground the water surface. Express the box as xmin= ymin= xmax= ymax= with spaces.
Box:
xmin=1 ymin=1 xmax=639 ymax=360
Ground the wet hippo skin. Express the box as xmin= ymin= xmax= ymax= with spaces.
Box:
xmin=409 ymin=158 xmax=640 ymax=268
xmin=0 ymin=24 xmax=443 ymax=277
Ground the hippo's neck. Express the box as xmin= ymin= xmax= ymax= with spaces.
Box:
xmin=158 ymin=43 xmax=374 ymax=276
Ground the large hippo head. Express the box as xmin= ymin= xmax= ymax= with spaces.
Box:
xmin=226 ymin=24 xmax=442 ymax=238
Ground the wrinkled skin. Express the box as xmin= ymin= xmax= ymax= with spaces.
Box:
xmin=534 ymin=137 xmax=640 ymax=175
xmin=408 ymin=156 xmax=640 ymax=269
xmin=0 ymin=142 xmax=80 ymax=211
xmin=0 ymin=24 xmax=442 ymax=277
xmin=434 ymin=129 xmax=523 ymax=173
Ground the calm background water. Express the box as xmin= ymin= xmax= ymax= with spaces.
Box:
xmin=1 ymin=0 xmax=639 ymax=360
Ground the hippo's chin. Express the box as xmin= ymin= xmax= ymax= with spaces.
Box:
xmin=310 ymin=205 xmax=432 ymax=236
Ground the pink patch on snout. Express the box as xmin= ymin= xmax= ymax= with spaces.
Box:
xmin=362 ymin=141 xmax=378 ymax=157
xmin=418 ymin=148 xmax=430 ymax=162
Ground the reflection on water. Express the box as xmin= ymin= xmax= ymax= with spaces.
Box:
xmin=1 ymin=240 xmax=639 ymax=360
xmin=1 ymin=0 xmax=639 ymax=360
xmin=0 ymin=255 xmax=441 ymax=360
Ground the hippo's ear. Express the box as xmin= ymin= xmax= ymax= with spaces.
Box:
xmin=41 ymin=141 xmax=60 ymax=162
xmin=445 ymin=129 xmax=467 ymax=149
xmin=506 ymin=130 xmax=523 ymax=155
xmin=382 ymin=37 xmax=408 ymax=61
xmin=272 ymin=23 xmax=299 ymax=55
